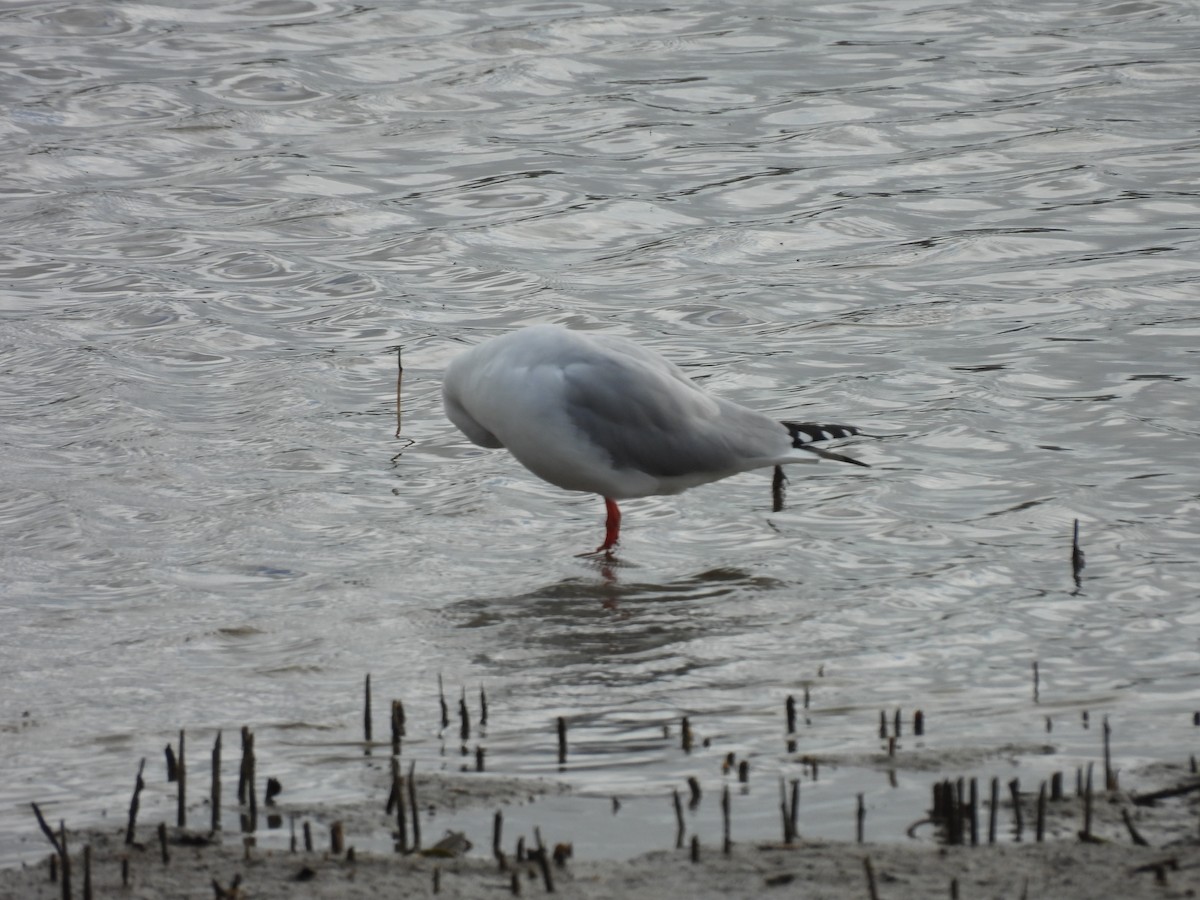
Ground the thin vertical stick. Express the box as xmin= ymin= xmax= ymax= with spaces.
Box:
xmin=790 ymin=779 xmax=800 ymax=840
xmin=1032 ymin=661 xmax=1040 ymax=702
xmin=407 ymin=761 xmax=421 ymax=851
xmin=364 ymin=675 xmax=373 ymax=745
xmin=1071 ymin=519 xmax=1085 ymax=587
xmin=1103 ymin=716 xmax=1115 ymax=790
xmin=237 ymin=727 xmax=250 ymax=805
xmin=1036 ymin=782 xmax=1046 ymax=842
xmin=863 ymin=856 xmax=880 ymax=900
xmin=390 ymin=757 xmax=407 ymax=853
xmin=969 ymin=778 xmax=978 ymax=846
xmin=246 ymin=731 xmax=257 ymax=833
xmin=438 ymin=675 xmax=449 ymax=730
xmin=721 ymin=785 xmax=731 ymax=854
xmin=460 ymin=688 xmax=470 ymax=743
xmin=690 ymin=835 xmax=700 ymax=863
xmin=786 ymin=695 xmax=797 ymax=734
xmin=779 ymin=778 xmax=793 ymax=844
xmin=126 ymin=758 xmax=146 ymax=845
xmin=391 ymin=700 xmax=403 ymax=756
xmin=176 ymin=729 xmax=186 ymax=828
xmin=673 ymin=790 xmax=685 ymax=848
xmin=556 ymin=717 xmax=567 ymax=766
xmin=395 ymin=348 xmax=404 ymax=438
xmin=479 ymin=685 xmax=489 ymax=728
xmin=856 ymin=793 xmax=865 ymax=843
xmin=82 ymin=844 xmax=92 ymax=900
xmin=1082 ymin=762 xmax=1094 ymax=841
xmin=492 ymin=811 xmax=504 ymax=867
xmin=533 ymin=827 xmax=554 ymax=893
xmin=988 ymin=777 xmax=998 ymax=845
xmin=211 ymin=731 xmax=222 ymax=833
xmin=681 ymin=716 xmax=693 ymax=753
xmin=60 ymin=822 xmax=71 ymax=898
xmin=1009 ymin=779 xmax=1023 ymax=841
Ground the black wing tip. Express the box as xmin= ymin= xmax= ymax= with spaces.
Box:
xmin=783 ymin=420 xmax=869 ymax=468
xmin=782 ymin=420 xmax=861 ymax=447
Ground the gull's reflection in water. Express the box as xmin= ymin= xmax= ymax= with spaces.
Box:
xmin=448 ymin=566 xmax=785 ymax=675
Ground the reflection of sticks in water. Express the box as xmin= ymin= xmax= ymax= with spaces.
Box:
xmin=1071 ymin=519 xmax=1085 ymax=587
xmin=395 ymin=348 xmax=404 ymax=438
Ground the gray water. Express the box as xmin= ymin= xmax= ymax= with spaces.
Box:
xmin=2 ymin=0 xmax=1199 ymax=867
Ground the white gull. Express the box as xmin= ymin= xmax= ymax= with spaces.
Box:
xmin=442 ymin=324 xmax=867 ymax=553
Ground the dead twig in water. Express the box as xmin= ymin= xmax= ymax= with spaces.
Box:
xmin=395 ymin=347 xmax=404 ymax=438
xmin=1071 ymin=518 xmax=1085 ymax=588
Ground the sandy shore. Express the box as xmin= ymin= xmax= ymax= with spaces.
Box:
xmin=5 ymin=766 xmax=1198 ymax=900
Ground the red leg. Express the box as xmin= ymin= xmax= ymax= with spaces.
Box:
xmin=597 ymin=497 xmax=621 ymax=552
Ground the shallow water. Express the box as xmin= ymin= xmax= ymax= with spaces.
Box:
xmin=2 ymin=0 xmax=1199 ymax=866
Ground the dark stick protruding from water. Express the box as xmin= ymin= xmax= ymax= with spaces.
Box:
xmin=303 ymin=821 xmax=313 ymax=853
xmin=480 ymin=684 xmax=489 ymax=728
xmin=785 ymin=695 xmax=797 ymax=734
xmin=492 ymin=811 xmax=504 ymax=868
xmin=1104 ymin=716 xmax=1116 ymax=790
xmin=737 ymin=760 xmax=750 ymax=784
xmin=330 ymin=821 xmax=344 ymax=855
xmin=914 ymin=709 xmax=924 ymax=736
xmin=556 ymin=717 xmax=567 ymax=766
xmin=395 ymin=347 xmax=404 ymax=438
xmin=533 ymin=826 xmax=554 ymax=893
xmin=82 ymin=844 xmax=92 ymax=900
xmin=772 ymin=465 xmax=786 ymax=512
xmin=211 ymin=732 xmax=221 ymax=833
xmin=690 ymin=834 xmax=700 ymax=863
xmin=672 ymin=789 xmax=685 ymax=849
xmin=391 ymin=700 xmax=404 ymax=756
xmin=969 ymin=778 xmax=979 ymax=846
xmin=125 ymin=758 xmax=146 ymax=845
xmin=988 ymin=777 xmax=999 ymax=845
xmin=681 ymin=716 xmax=693 ymax=753
xmin=31 ymin=803 xmax=69 ymax=900
xmin=878 ymin=710 xmax=887 ymax=740
xmin=438 ymin=674 xmax=449 ymax=730
xmin=1071 ymin=518 xmax=1085 ymax=587
xmin=687 ymin=776 xmax=702 ymax=809
xmin=407 ymin=761 xmax=421 ymax=851
xmin=856 ymin=793 xmax=865 ymax=843
xmin=1081 ymin=762 xmax=1096 ymax=842
xmin=1009 ymin=779 xmax=1023 ymax=841
xmin=1036 ymin=782 xmax=1046 ymax=842
xmin=389 ymin=757 xmax=407 ymax=853
xmin=176 ymin=729 xmax=186 ymax=828
xmin=721 ymin=785 xmax=731 ymax=854
xmin=157 ymin=822 xmax=169 ymax=865
xmin=779 ymin=778 xmax=798 ymax=844
xmin=364 ymin=675 xmax=372 ymax=746
xmin=460 ymin=688 xmax=470 ymax=743
xmin=1032 ymin=660 xmax=1040 ymax=703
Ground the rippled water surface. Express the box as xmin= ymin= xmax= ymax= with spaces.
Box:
xmin=3 ymin=0 xmax=1199 ymax=865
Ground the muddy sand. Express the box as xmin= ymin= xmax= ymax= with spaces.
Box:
xmin=4 ymin=766 xmax=1198 ymax=899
